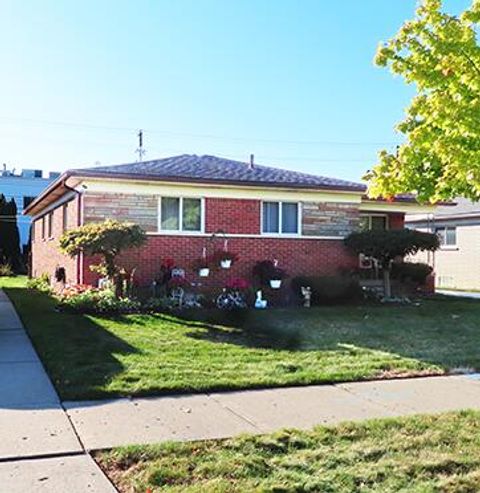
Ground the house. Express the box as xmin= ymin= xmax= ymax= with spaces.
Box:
xmin=0 ymin=166 xmax=60 ymax=248
xmin=406 ymin=197 xmax=480 ymax=290
xmin=24 ymin=154 xmax=432 ymax=288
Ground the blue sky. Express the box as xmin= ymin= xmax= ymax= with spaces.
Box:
xmin=0 ymin=0 xmax=470 ymax=181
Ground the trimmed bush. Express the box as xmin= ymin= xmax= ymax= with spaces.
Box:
xmin=291 ymin=275 xmax=361 ymax=305
xmin=391 ymin=262 xmax=433 ymax=285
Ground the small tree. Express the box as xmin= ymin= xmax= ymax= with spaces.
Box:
xmin=344 ymin=229 xmax=439 ymax=299
xmin=59 ymin=220 xmax=147 ymax=297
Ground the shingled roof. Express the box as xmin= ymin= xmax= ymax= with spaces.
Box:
xmin=75 ymin=154 xmax=366 ymax=192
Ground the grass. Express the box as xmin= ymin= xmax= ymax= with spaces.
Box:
xmin=96 ymin=410 xmax=480 ymax=492
xmin=2 ymin=276 xmax=480 ymax=400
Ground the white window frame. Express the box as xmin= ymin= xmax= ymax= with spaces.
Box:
xmin=158 ymin=196 xmax=205 ymax=234
xmin=435 ymin=225 xmax=457 ymax=248
xmin=359 ymin=213 xmax=389 ymax=231
xmin=261 ymin=201 xmax=302 ymax=237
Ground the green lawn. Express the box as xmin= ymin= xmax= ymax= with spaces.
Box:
xmin=96 ymin=411 xmax=480 ymax=492
xmin=2 ymin=276 xmax=480 ymax=400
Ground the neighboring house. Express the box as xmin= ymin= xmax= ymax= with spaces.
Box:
xmin=407 ymin=198 xmax=480 ymax=290
xmin=0 ymin=167 xmax=60 ymax=248
xmin=24 ymin=154 xmax=431 ymax=288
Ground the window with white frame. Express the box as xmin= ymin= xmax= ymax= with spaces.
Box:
xmin=262 ymin=201 xmax=300 ymax=235
xmin=359 ymin=214 xmax=388 ymax=231
xmin=435 ymin=226 xmax=456 ymax=247
xmin=159 ymin=197 xmax=203 ymax=232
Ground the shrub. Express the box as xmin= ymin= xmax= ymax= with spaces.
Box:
xmin=0 ymin=263 xmax=14 ymax=277
xmin=141 ymin=297 xmax=177 ymax=313
xmin=58 ymin=288 xmax=140 ymax=314
xmin=344 ymin=229 xmax=439 ymax=298
xmin=291 ymin=275 xmax=361 ymax=305
xmin=27 ymin=273 xmax=52 ymax=293
xmin=391 ymin=262 xmax=433 ymax=285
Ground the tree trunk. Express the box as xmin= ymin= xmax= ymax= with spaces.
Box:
xmin=383 ymin=265 xmax=392 ymax=299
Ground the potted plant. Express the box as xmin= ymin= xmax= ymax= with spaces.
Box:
xmin=193 ymin=257 xmax=210 ymax=277
xmin=269 ymin=266 xmax=287 ymax=289
xmin=213 ymin=249 xmax=239 ymax=269
xmin=252 ymin=260 xmax=288 ymax=289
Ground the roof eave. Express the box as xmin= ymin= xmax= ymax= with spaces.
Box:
xmin=67 ymin=170 xmax=367 ymax=193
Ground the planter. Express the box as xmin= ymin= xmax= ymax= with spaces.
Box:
xmin=199 ymin=268 xmax=210 ymax=277
xmin=220 ymin=259 xmax=232 ymax=269
xmin=269 ymin=279 xmax=282 ymax=289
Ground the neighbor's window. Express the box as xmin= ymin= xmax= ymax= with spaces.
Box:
xmin=262 ymin=201 xmax=299 ymax=234
xmin=435 ymin=226 xmax=456 ymax=247
xmin=160 ymin=197 xmax=202 ymax=232
xmin=359 ymin=214 xmax=388 ymax=231
xmin=41 ymin=216 xmax=46 ymax=240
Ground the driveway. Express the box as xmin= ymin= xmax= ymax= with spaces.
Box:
xmin=437 ymin=289 xmax=480 ymax=299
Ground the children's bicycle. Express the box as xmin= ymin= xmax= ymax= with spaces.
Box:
xmin=216 ymin=288 xmax=247 ymax=310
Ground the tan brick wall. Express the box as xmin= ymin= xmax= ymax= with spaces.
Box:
xmin=302 ymin=202 xmax=360 ymax=237
xmin=31 ymin=196 xmax=79 ymax=286
xmin=83 ymin=192 xmax=157 ymax=232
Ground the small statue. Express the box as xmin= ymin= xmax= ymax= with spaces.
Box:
xmin=255 ymin=289 xmax=267 ymax=309
xmin=301 ymin=286 xmax=312 ymax=308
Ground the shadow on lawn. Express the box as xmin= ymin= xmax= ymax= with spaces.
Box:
xmin=4 ymin=287 xmax=140 ymax=402
xmin=173 ymin=298 xmax=480 ymax=369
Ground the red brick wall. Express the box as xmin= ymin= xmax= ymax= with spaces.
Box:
xmin=30 ymin=189 xmax=407 ymax=292
xmin=83 ymin=235 xmax=357 ymax=288
xmin=205 ymin=198 xmax=260 ymax=234
xmin=389 ymin=213 xmax=405 ymax=230
xmin=31 ymin=196 xmax=80 ymax=286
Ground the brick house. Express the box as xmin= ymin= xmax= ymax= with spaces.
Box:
xmin=24 ymin=154 xmax=432 ymax=289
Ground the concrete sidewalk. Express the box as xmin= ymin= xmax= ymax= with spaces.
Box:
xmin=65 ymin=374 xmax=480 ymax=450
xmin=0 ymin=289 xmax=115 ymax=492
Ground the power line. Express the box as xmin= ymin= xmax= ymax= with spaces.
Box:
xmin=0 ymin=115 xmax=402 ymax=147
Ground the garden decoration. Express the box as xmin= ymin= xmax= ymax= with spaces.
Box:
xmin=169 ymin=273 xmax=188 ymax=308
xmin=269 ymin=259 xmax=286 ymax=289
xmin=216 ymin=278 xmax=249 ymax=310
xmin=197 ymin=247 xmax=210 ymax=277
xmin=255 ymin=290 xmax=267 ymax=309
xmin=301 ymin=286 xmax=312 ymax=308
xmin=252 ymin=259 xmax=288 ymax=289
xmin=209 ymin=231 xmax=238 ymax=269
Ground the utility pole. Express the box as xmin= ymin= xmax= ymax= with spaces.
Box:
xmin=135 ymin=129 xmax=146 ymax=162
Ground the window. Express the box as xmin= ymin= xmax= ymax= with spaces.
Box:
xmin=435 ymin=226 xmax=456 ymax=247
xmin=359 ymin=214 xmax=388 ymax=231
xmin=62 ymin=203 xmax=68 ymax=232
xmin=41 ymin=216 xmax=46 ymax=240
xmin=47 ymin=211 xmax=53 ymax=238
xmin=262 ymin=201 xmax=299 ymax=235
xmin=23 ymin=196 xmax=35 ymax=209
xmin=159 ymin=197 xmax=202 ymax=232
